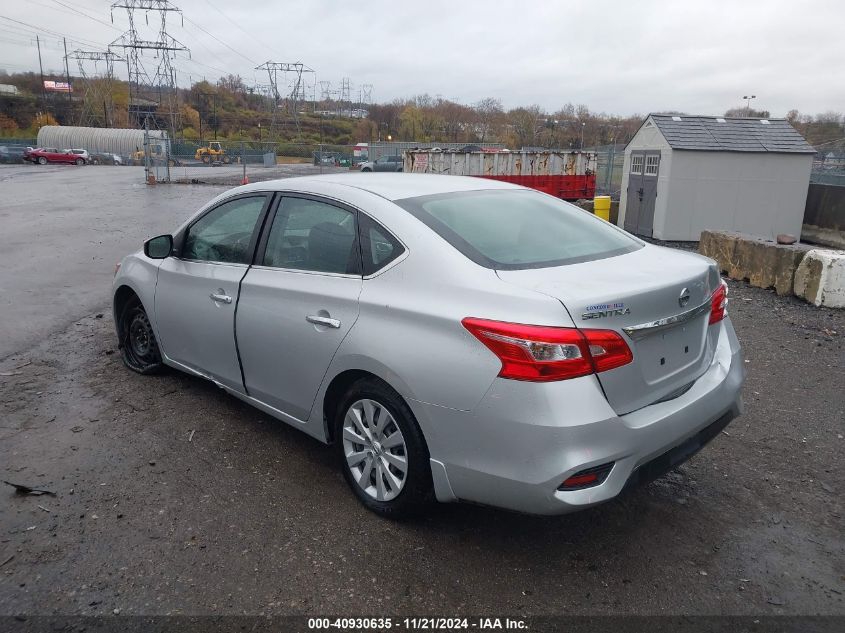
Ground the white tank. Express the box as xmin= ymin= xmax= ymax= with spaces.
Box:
xmin=36 ymin=126 xmax=168 ymax=157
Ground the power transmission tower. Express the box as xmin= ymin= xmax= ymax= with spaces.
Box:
xmin=360 ymin=84 xmax=373 ymax=108
xmin=255 ymin=61 xmax=315 ymax=139
xmin=65 ymin=50 xmax=125 ymax=127
xmin=318 ymin=81 xmax=331 ymax=101
xmin=340 ymin=77 xmax=351 ymax=116
xmin=109 ymin=0 xmax=190 ymax=134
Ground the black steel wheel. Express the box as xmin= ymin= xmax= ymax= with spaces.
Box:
xmin=120 ymin=298 xmax=164 ymax=375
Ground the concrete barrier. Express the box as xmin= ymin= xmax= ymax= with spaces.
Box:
xmin=794 ymin=249 xmax=845 ymax=308
xmin=699 ymin=231 xmax=813 ymax=296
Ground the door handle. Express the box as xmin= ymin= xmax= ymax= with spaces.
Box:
xmin=210 ymin=292 xmax=232 ymax=304
xmin=306 ymin=315 xmax=341 ymax=329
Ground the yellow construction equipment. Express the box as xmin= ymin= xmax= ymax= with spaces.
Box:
xmin=195 ymin=141 xmax=230 ymax=164
xmin=131 ymin=143 xmax=178 ymax=167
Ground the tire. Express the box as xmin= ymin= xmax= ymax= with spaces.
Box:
xmin=334 ymin=378 xmax=433 ymax=518
xmin=361 ymin=167 xmax=372 ymax=172
xmin=201 ymin=154 xmax=210 ymax=164
xmin=222 ymin=155 xmax=231 ymax=164
xmin=92 ymin=157 xmax=101 ymax=165
xmin=119 ymin=297 xmax=164 ymax=375
xmin=76 ymin=158 xmax=84 ymax=166
xmin=38 ymin=157 xmax=47 ymax=165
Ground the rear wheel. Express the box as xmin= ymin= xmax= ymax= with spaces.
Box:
xmin=75 ymin=158 xmax=84 ymax=166
xmin=335 ymin=378 xmax=433 ymax=518
xmin=361 ymin=167 xmax=372 ymax=172
xmin=201 ymin=154 xmax=210 ymax=164
xmin=38 ymin=157 xmax=47 ymax=165
xmin=119 ymin=298 xmax=164 ymax=375
xmin=222 ymin=155 xmax=231 ymax=164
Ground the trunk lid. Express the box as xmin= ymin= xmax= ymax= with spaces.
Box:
xmin=497 ymin=244 xmax=722 ymax=415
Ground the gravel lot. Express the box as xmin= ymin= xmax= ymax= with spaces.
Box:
xmin=0 ymin=165 xmax=843 ymax=619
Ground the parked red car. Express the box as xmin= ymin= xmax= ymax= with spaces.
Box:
xmin=24 ymin=147 xmax=87 ymax=165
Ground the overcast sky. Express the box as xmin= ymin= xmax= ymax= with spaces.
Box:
xmin=2 ymin=0 xmax=843 ymax=117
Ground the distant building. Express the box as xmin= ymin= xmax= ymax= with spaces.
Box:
xmin=0 ymin=84 xmax=20 ymax=96
xmin=620 ymin=114 xmax=815 ymax=241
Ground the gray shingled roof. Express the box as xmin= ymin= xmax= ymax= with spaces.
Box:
xmin=648 ymin=114 xmax=815 ymax=154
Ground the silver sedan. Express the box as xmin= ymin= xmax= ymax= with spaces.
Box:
xmin=112 ymin=174 xmax=744 ymax=517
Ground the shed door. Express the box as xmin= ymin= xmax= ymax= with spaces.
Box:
xmin=624 ymin=151 xmax=660 ymax=237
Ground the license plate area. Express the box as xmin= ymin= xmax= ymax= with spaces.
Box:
xmin=636 ymin=315 xmax=707 ymax=384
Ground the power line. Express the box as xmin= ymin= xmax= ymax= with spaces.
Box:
xmin=182 ymin=15 xmax=257 ymax=66
xmin=0 ymin=15 xmax=103 ymax=49
xmin=48 ymin=0 xmax=121 ymax=30
xmin=201 ymin=0 xmax=276 ymax=58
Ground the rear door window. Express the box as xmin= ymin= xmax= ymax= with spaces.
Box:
xmin=359 ymin=214 xmax=405 ymax=275
xmin=262 ymin=197 xmax=360 ymax=274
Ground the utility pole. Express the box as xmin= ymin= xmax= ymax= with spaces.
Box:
xmin=36 ymin=36 xmax=46 ymax=112
xmin=63 ymin=38 xmax=72 ymax=114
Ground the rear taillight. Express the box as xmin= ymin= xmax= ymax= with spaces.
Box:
xmin=462 ymin=318 xmax=633 ymax=382
xmin=709 ymin=280 xmax=728 ymax=325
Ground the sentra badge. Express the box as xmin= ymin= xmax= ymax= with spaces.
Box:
xmin=581 ymin=302 xmax=630 ymax=320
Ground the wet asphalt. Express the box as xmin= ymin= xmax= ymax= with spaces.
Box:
xmin=0 ymin=164 xmax=843 ymax=618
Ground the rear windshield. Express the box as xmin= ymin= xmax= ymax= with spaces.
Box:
xmin=396 ymin=189 xmax=642 ymax=270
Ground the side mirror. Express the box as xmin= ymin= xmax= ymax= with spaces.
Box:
xmin=144 ymin=234 xmax=173 ymax=259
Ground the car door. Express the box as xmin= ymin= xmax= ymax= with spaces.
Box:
xmin=236 ymin=195 xmax=363 ymax=421
xmin=154 ymin=193 xmax=272 ymax=391
xmin=373 ymin=156 xmax=387 ymax=172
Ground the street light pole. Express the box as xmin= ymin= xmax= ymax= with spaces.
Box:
xmin=580 ymin=122 xmax=585 ymax=150
xmin=742 ymin=95 xmax=756 ymax=117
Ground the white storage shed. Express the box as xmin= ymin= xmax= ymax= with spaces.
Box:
xmin=618 ymin=114 xmax=815 ymax=241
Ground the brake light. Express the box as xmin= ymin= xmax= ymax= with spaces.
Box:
xmin=709 ymin=280 xmax=728 ymax=325
xmin=462 ymin=318 xmax=633 ymax=382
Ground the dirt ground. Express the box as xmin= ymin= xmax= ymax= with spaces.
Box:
xmin=0 ymin=167 xmax=843 ymax=618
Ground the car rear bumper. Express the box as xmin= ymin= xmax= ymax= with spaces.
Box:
xmin=411 ymin=317 xmax=744 ymax=515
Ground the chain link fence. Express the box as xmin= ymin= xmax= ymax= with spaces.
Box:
xmin=593 ymin=144 xmax=626 ymax=198
xmin=1 ymin=135 xmax=626 ymax=201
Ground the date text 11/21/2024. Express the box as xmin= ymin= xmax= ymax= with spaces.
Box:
xmin=307 ymin=617 xmax=528 ymax=630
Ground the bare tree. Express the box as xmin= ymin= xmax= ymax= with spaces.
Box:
xmin=475 ymin=97 xmax=503 ymax=143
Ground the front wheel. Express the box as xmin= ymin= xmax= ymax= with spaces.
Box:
xmin=335 ymin=378 xmax=433 ymax=518
xmin=76 ymin=158 xmax=84 ymax=166
xmin=119 ymin=298 xmax=164 ymax=375
xmin=361 ymin=167 xmax=372 ymax=172
xmin=38 ymin=157 xmax=47 ymax=165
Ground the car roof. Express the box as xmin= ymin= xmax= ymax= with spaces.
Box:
xmin=240 ymin=173 xmax=521 ymax=201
